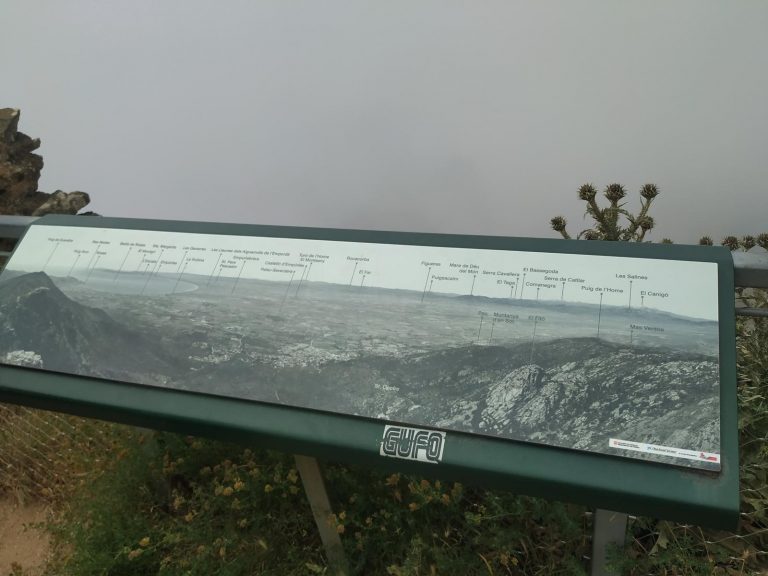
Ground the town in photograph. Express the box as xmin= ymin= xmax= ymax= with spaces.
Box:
xmin=0 ymin=224 xmax=722 ymax=471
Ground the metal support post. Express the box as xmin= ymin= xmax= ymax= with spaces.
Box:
xmin=590 ymin=509 xmax=628 ymax=576
xmin=295 ymin=455 xmax=349 ymax=576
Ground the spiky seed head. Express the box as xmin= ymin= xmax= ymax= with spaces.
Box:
xmin=605 ymin=183 xmax=626 ymax=202
xmin=741 ymin=235 xmax=756 ymax=251
xmin=698 ymin=236 xmax=713 ymax=246
xmin=578 ymin=184 xmax=597 ymax=201
xmin=722 ymin=236 xmax=739 ymax=251
xmin=640 ymin=184 xmax=659 ymax=200
xmin=550 ymin=216 xmax=567 ymax=232
xmin=583 ymin=230 xmax=600 ymax=240
xmin=757 ymin=233 xmax=768 ymax=250
xmin=638 ymin=216 xmax=654 ymax=231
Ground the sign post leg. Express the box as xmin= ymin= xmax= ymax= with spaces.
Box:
xmin=590 ymin=509 xmax=628 ymax=576
xmin=294 ymin=455 xmax=349 ymax=576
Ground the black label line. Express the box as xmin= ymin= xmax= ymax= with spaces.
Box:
xmin=43 ymin=242 xmax=60 ymax=272
xmin=113 ymin=247 xmax=132 ymax=282
xmin=231 ymin=260 xmax=247 ymax=294
xmin=140 ymin=249 xmax=164 ymax=295
xmin=597 ymin=292 xmax=604 ymax=337
xmin=279 ymin=271 xmax=296 ymax=313
xmin=85 ymin=255 xmax=101 ymax=282
xmin=207 ymin=253 xmax=223 ymax=285
xmin=172 ymin=261 xmax=189 ymax=294
xmin=66 ymin=253 xmax=81 ymax=278
xmin=529 ymin=317 xmax=539 ymax=364
xmin=421 ymin=267 xmax=432 ymax=303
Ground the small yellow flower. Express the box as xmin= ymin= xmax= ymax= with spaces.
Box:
xmin=222 ymin=487 xmax=234 ymax=497
xmin=385 ymin=473 xmax=400 ymax=486
xmin=420 ymin=479 xmax=430 ymax=489
xmin=238 ymin=518 xmax=248 ymax=528
xmin=184 ymin=512 xmax=195 ymax=523
xmin=441 ymin=494 xmax=451 ymax=505
xmin=139 ymin=537 xmax=150 ymax=547
xmin=128 ymin=549 xmax=143 ymax=560
xmin=200 ymin=466 xmax=212 ymax=477
xmin=408 ymin=502 xmax=419 ymax=512
xmin=218 ymin=546 xmax=226 ymax=559
xmin=338 ymin=511 xmax=346 ymax=521
xmin=287 ymin=469 xmax=299 ymax=484
xmin=233 ymin=480 xmax=245 ymax=491
xmin=264 ymin=484 xmax=273 ymax=493
xmin=196 ymin=545 xmax=207 ymax=556
xmin=336 ymin=524 xmax=345 ymax=534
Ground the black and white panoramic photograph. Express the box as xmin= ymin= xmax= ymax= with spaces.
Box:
xmin=0 ymin=224 xmax=722 ymax=470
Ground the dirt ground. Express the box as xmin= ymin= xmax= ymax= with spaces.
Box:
xmin=0 ymin=498 xmax=51 ymax=576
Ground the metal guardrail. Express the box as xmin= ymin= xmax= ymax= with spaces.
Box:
xmin=0 ymin=215 xmax=762 ymax=576
xmin=1 ymin=216 xmax=766 ymax=316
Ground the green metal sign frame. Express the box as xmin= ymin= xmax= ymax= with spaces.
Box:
xmin=0 ymin=215 xmax=739 ymax=529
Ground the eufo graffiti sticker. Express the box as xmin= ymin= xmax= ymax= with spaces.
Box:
xmin=380 ymin=425 xmax=446 ymax=464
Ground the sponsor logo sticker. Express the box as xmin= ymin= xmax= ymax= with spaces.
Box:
xmin=609 ymin=438 xmax=720 ymax=464
xmin=380 ymin=425 xmax=446 ymax=464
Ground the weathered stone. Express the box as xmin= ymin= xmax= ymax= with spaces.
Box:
xmin=0 ymin=108 xmax=90 ymax=216
xmin=32 ymin=190 xmax=90 ymax=216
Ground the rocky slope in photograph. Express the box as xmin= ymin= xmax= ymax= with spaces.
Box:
xmin=0 ymin=272 xmax=178 ymax=382
xmin=191 ymin=336 xmax=720 ymax=466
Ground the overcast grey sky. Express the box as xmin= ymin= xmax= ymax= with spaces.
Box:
xmin=2 ymin=1 xmax=766 ymax=243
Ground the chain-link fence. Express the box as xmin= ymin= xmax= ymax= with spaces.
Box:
xmin=0 ymin=221 xmax=116 ymax=504
xmin=0 ymin=403 xmax=114 ymax=504
xmin=1 ymin=218 xmax=768 ymax=576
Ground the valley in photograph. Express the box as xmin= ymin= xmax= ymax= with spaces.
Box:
xmin=0 ymin=225 xmax=723 ymax=471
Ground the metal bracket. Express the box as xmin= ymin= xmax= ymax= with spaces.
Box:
xmin=295 ymin=454 xmax=349 ymax=576
xmin=590 ymin=509 xmax=628 ymax=576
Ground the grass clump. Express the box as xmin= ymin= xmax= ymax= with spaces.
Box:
xmin=48 ymin=429 xmax=323 ymax=576
xmin=47 ymin=428 xmax=591 ymax=575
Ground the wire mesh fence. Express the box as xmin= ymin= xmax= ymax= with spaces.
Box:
xmin=0 ymin=229 xmax=116 ymax=504
xmin=0 ymin=403 xmax=114 ymax=504
xmin=0 ymin=218 xmax=767 ymax=574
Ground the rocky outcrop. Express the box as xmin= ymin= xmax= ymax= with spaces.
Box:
xmin=0 ymin=272 xmax=176 ymax=382
xmin=0 ymin=108 xmax=90 ymax=216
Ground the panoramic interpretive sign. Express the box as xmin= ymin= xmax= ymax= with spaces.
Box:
xmin=0 ymin=218 xmax=725 ymax=472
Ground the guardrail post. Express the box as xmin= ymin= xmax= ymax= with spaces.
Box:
xmin=294 ymin=455 xmax=349 ymax=576
xmin=590 ymin=509 xmax=628 ymax=576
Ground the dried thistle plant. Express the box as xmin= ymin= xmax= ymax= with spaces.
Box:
xmin=550 ymin=183 xmax=659 ymax=241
